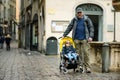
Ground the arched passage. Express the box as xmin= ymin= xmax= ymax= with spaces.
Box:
xmin=31 ymin=13 xmax=38 ymax=50
xmin=25 ymin=10 xmax=31 ymax=49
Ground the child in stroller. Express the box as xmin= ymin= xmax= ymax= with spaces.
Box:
xmin=59 ymin=37 xmax=80 ymax=73
xmin=62 ymin=40 xmax=78 ymax=62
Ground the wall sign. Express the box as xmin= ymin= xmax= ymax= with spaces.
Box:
xmin=107 ymin=25 xmax=114 ymax=32
xmin=51 ymin=20 xmax=69 ymax=33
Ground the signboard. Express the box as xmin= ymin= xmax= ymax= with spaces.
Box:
xmin=107 ymin=25 xmax=114 ymax=32
xmin=51 ymin=20 xmax=69 ymax=33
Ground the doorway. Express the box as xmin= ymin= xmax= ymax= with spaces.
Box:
xmin=31 ymin=14 xmax=38 ymax=51
xmin=88 ymin=15 xmax=99 ymax=41
xmin=76 ymin=3 xmax=103 ymax=41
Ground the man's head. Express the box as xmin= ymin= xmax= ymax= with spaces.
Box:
xmin=76 ymin=8 xmax=84 ymax=18
xmin=6 ymin=34 xmax=11 ymax=38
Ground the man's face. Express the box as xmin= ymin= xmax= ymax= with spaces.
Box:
xmin=77 ymin=12 xmax=83 ymax=18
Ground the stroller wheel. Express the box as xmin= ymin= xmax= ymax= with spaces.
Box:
xmin=80 ymin=68 xmax=83 ymax=73
xmin=63 ymin=68 xmax=68 ymax=74
xmin=73 ymin=68 xmax=76 ymax=72
xmin=59 ymin=64 xmax=63 ymax=72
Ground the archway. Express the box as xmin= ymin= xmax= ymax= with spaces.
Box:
xmin=31 ymin=14 xmax=38 ymax=50
xmin=46 ymin=37 xmax=58 ymax=55
xmin=25 ymin=10 xmax=31 ymax=49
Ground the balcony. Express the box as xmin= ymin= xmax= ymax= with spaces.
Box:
xmin=113 ymin=0 xmax=120 ymax=11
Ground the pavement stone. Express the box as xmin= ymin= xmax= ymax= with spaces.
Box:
xmin=0 ymin=41 xmax=119 ymax=80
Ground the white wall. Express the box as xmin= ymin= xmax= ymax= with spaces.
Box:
xmin=44 ymin=0 xmax=120 ymax=51
xmin=45 ymin=0 xmax=75 ymax=39
xmin=116 ymin=12 xmax=120 ymax=41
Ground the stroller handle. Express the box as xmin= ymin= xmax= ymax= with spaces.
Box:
xmin=58 ymin=36 xmax=71 ymax=39
xmin=58 ymin=37 xmax=62 ymax=39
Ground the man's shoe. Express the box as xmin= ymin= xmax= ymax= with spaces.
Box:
xmin=86 ymin=68 xmax=91 ymax=73
xmin=63 ymin=68 xmax=68 ymax=73
xmin=86 ymin=70 xmax=91 ymax=73
xmin=79 ymin=66 xmax=83 ymax=73
xmin=80 ymin=68 xmax=83 ymax=73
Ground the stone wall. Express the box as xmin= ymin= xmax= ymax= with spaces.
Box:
xmin=90 ymin=42 xmax=120 ymax=72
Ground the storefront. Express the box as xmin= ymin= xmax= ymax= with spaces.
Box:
xmin=31 ymin=14 xmax=38 ymax=50
xmin=25 ymin=10 xmax=31 ymax=49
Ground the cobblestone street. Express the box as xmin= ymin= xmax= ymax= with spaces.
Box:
xmin=0 ymin=41 xmax=120 ymax=80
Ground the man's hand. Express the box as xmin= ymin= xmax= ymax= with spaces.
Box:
xmin=88 ymin=37 xmax=93 ymax=42
xmin=62 ymin=36 xmax=65 ymax=38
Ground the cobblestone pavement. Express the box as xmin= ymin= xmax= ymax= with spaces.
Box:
xmin=0 ymin=41 xmax=120 ymax=80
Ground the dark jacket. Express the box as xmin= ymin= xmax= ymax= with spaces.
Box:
xmin=62 ymin=46 xmax=76 ymax=55
xmin=0 ymin=36 xmax=4 ymax=43
xmin=5 ymin=37 xmax=11 ymax=44
xmin=63 ymin=15 xmax=94 ymax=40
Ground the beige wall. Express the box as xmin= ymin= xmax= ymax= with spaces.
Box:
xmin=32 ymin=1 xmax=38 ymax=20
xmin=16 ymin=0 xmax=20 ymax=23
xmin=16 ymin=0 xmax=20 ymax=40
xmin=44 ymin=0 xmax=120 ymax=50
xmin=116 ymin=12 xmax=120 ymax=41
xmin=45 ymin=0 xmax=75 ymax=40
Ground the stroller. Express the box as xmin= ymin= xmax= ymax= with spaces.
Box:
xmin=59 ymin=36 xmax=81 ymax=73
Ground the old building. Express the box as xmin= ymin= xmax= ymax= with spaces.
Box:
xmin=19 ymin=0 xmax=44 ymax=51
xmin=20 ymin=0 xmax=120 ymax=71
xmin=0 ymin=0 xmax=16 ymax=38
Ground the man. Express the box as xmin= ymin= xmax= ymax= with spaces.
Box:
xmin=63 ymin=8 xmax=94 ymax=73
xmin=5 ymin=34 xmax=12 ymax=51
xmin=0 ymin=35 xmax=5 ymax=49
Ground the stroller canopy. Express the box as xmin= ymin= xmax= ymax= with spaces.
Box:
xmin=59 ymin=37 xmax=75 ymax=52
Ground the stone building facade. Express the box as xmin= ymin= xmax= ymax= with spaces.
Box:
xmin=0 ymin=0 xmax=16 ymax=38
xmin=20 ymin=0 xmax=120 ymax=71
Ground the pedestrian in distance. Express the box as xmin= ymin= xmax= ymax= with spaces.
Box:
xmin=62 ymin=8 xmax=94 ymax=73
xmin=5 ymin=34 xmax=12 ymax=51
xmin=0 ymin=35 xmax=5 ymax=49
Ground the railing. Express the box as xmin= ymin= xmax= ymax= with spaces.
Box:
xmin=90 ymin=42 xmax=120 ymax=72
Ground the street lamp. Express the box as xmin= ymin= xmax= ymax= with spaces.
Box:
xmin=112 ymin=7 xmax=117 ymax=42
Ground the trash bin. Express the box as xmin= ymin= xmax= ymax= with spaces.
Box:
xmin=102 ymin=43 xmax=110 ymax=73
xmin=46 ymin=37 xmax=58 ymax=55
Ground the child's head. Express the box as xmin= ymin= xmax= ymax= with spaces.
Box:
xmin=65 ymin=40 xmax=71 ymax=47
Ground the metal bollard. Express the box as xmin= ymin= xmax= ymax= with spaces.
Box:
xmin=102 ymin=43 xmax=110 ymax=73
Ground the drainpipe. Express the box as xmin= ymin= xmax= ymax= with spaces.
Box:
xmin=112 ymin=8 xmax=117 ymax=42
